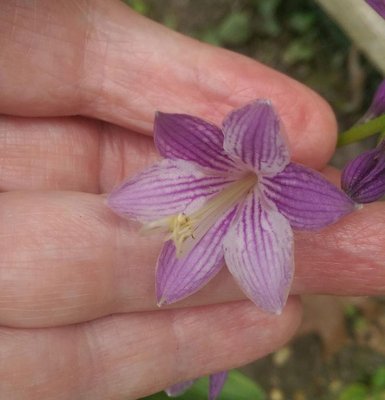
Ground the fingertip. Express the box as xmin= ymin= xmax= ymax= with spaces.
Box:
xmin=189 ymin=46 xmax=337 ymax=170
xmin=286 ymin=85 xmax=338 ymax=170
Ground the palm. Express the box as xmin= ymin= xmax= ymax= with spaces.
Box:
xmin=1 ymin=1 xmax=384 ymax=399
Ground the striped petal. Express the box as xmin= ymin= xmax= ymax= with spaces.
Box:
xmin=209 ymin=371 xmax=228 ymax=400
xmin=165 ymin=380 xmax=195 ymax=397
xmin=263 ymin=162 xmax=355 ymax=230
xmin=156 ymin=207 xmax=237 ymax=305
xmin=107 ymin=159 xmax=233 ymax=223
xmin=223 ymin=191 xmax=293 ymax=314
xmin=222 ymin=100 xmax=290 ymax=175
xmin=154 ymin=112 xmax=237 ymax=173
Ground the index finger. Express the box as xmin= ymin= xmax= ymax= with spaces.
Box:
xmin=0 ymin=0 xmax=336 ymax=169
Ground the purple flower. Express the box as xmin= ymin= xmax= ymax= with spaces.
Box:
xmin=108 ymin=100 xmax=355 ymax=314
xmin=363 ymin=79 xmax=385 ymax=121
xmin=366 ymin=0 xmax=385 ymax=19
xmin=341 ymin=139 xmax=385 ymax=203
xmin=166 ymin=371 xmax=227 ymax=400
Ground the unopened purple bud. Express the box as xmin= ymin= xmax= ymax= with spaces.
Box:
xmin=366 ymin=0 xmax=385 ymax=19
xmin=341 ymin=140 xmax=385 ymax=203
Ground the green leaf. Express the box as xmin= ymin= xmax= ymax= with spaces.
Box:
xmin=372 ymin=367 xmax=385 ymax=392
xmin=124 ymin=0 xmax=150 ymax=15
xmin=141 ymin=370 xmax=265 ymax=400
xmin=252 ymin=0 xmax=281 ymax=36
xmin=282 ymin=39 xmax=315 ymax=66
xmin=337 ymin=383 xmax=369 ymax=400
xmin=372 ymin=392 xmax=385 ymax=400
xmin=162 ymin=14 xmax=178 ymax=30
xmin=288 ymin=12 xmax=316 ymax=34
xmin=252 ymin=0 xmax=281 ymax=19
xmin=217 ymin=12 xmax=253 ymax=46
xmin=199 ymin=30 xmax=222 ymax=47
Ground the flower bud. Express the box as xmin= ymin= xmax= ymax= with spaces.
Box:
xmin=341 ymin=140 xmax=385 ymax=203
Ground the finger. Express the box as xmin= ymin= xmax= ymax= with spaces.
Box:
xmin=0 ymin=190 xmax=384 ymax=328
xmin=0 ymin=299 xmax=301 ymax=400
xmin=0 ymin=116 xmax=158 ymax=192
xmin=0 ymin=0 xmax=335 ymax=169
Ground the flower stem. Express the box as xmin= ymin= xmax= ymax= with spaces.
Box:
xmin=337 ymin=114 xmax=385 ymax=147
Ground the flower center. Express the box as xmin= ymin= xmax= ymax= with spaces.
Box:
xmin=142 ymin=173 xmax=257 ymax=258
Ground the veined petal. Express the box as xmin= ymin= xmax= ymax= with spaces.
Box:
xmin=165 ymin=380 xmax=195 ymax=397
xmin=107 ymin=159 xmax=234 ymax=222
xmin=223 ymin=191 xmax=293 ymax=314
xmin=341 ymin=145 xmax=385 ymax=203
xmin=366 ymin=0 xmax=385 ymax=19
xmin=156 ymin=207 xmax=237 ymax=305
xmin=154 ymin=112 xmax=237 ymax=173
xmin=222 ymin=100 xmax=290 ymax=175
xmin=263 ymin=162 xmax=355 ymax=230
xmin=209 ymin=371 xmax=228 ymax=400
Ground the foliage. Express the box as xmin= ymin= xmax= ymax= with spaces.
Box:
xmin=337 ymin=367 xmax=385 ymax=400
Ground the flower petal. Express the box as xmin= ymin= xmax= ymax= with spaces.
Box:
xmin=154 ymin=112 xmax=237 ymax=173
xmin=222 ymin=100 xmax=290 ymax=174
xmin=107 ymin=159 xmax=233 ymax=222
xmin=223 ymin=191 xmax=293 ymax=314
xmin=165 ymin=380 xmax=195 ymax=397
xmin=262 ymin=162 xmax=355 ymax=230
xmin=366 ymin=0 xmax=385 ymax=19
xmin=156 ymin=207 xmax=237 ymax=305
xmin=341 ymin=145 xmax=385 ymax=203
xmin=209 ymin=371 xmax=228 ymax=400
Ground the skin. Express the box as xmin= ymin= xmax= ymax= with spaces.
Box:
xmin=0 ymin=0 xmax=384 ymax=398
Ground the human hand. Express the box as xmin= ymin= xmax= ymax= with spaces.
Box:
xmin=0 ymin=1 xmax=383 ymax=399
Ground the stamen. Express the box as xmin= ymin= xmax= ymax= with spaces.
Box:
xmin=142 ymin=173 xmax=257 ymax=258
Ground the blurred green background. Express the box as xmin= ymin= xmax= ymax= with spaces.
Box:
xmin=123 ymin=1 xmax=385 ymax=399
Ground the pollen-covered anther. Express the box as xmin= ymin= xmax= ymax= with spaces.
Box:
xmin=169 ymin=173 xmax=258 ymax=258
xmin=166 ymin=213 xmax=195 ymax=256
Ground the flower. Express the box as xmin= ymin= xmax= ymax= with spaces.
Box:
xmin=341 ymin=139 xmax=385 ymax=203
xmin=362 ymin=79 xmax=385 ymax=121
xmin=166 ymin=371 xmax=227 ymax=400
xmin=108 ymin=100 xmax=355 ymax=314
xmin=366 ymin=0 xmax=385 ymax=19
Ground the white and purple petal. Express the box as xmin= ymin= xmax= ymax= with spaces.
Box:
xmin=165 ymin=380 xmax=195 ymax=397
xmin=107 ymin=159 xmax=234 ymax=222
xmin=263 ymin=162 xmax=355 ymax=230
xmin=222 ymin=100 xmax=290 ymax=175
xmin=223 ymin=191 xmax=293 ymax=314
xmin=154 ymin=112 xmax=237 ymax=173
xmin=156 ymin=207 xmax=237 ymax=305
xmin=209 ymin=371 xmax=228 ymax=400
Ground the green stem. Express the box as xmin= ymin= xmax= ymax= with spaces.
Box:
xmin=337 ymin=114 xmax=385 ymax=147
